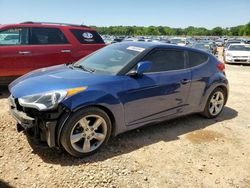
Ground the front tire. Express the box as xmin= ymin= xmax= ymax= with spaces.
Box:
xmin=201 ymin=88 xmax=226 ymax=118
xmin=60 ymin=107 xmax=112 ymax=157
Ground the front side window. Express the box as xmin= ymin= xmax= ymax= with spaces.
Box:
xmin=143 ymin=50 xmax=185 ymax=72
xmin=0 ymin=28 xmax=29 ymax=46
xmin=30 ymin=27 xmax=68 ymax=45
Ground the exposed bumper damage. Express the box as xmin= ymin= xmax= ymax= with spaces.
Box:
xmin=8 ymin=95 xmax=68 ymax=148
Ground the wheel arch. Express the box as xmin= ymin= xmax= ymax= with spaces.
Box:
xmin=200 ymin=81 xmax=229 ymax=112
xmin=200 ymin=85 xmax=228 ymax=118
xmin=56 ymin=104 xmax=118 ymax=147
xmin=216 ymin=85 xmax=228 ymax=104
xmin=77 ymin=104 xmax=117 ymax=137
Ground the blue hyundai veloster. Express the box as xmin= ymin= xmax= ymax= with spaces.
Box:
xmin=9 ymin=42 xmax=228 ymax=157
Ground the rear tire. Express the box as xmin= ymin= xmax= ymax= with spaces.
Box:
xmin=60 ymin=107 xmax=112 ymax=157
xmin=201 ymin=88 xmax=226 ymax=118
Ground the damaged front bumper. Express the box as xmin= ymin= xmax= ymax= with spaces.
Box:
xmin=8 ymin=95 xmax=68 ymax=148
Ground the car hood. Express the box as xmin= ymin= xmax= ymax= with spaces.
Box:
xmin=227 ymin=50 xmax=250 ymax=56
xmin=9 ymin=65 xmax=114 ymax=98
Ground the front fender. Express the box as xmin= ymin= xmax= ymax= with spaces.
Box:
xmin=61 ymin=90 xmax=126 ymax=135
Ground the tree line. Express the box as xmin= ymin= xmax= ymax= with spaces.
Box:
xmin=91 ymin=22 xmax=250 ymax=36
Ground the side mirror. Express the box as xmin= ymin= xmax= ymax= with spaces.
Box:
xmin=128 ymin=61 xmax=152 ymax=77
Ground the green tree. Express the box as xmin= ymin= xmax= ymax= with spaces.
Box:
xmin=94 ymin=22 xmax=250 ymax=36
xmin=211 ymin=27 xmax=223 ymax=36
xmin=243 ymin=22 xmax=250 ymax=36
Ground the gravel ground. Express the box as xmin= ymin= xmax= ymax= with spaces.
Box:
xmin=0 ymin=48 xmax=250 ymax=188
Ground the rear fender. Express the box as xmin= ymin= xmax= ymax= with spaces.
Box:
xmin=199 ymin=73 xmax=228 ymax=111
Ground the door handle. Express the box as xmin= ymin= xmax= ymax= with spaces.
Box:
xmin=18 ymin=51 xmax=31 ymax=55
xmin=180 ymin=79 xmax=191 ymax=84
xmin=61 ymin=49 xmax=71 ymax=53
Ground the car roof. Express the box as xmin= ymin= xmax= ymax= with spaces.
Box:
xmin=119 ymin=41 xmax=177 ymax=49
xmin=193 ymin=42 xmax=210 ymax=45
xmin=227 ymin=40 xmax=241 ymax=43
xmin=229 ymin=43 xmax=247 ymax=46
xmin=171 ymin=37 xmax=186 ymax=39
xmin=119 ymin=42 xmax=210 ymax=54
xmin=0 ymin=22 xmax=95 ymax=31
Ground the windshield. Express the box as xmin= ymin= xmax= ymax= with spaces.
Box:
xmin=73 ymin=43 xmax=144 ymax=75
xmin=228 ymin=45 xmax=250 ymax=51
xmin=225 ymin=41 xmax=240 ymax=48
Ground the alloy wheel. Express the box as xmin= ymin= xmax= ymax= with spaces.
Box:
xmin=70 ymin=115 xmax=107 ymax=153
xmin=209 ymin=91 xmax=224 ymax=116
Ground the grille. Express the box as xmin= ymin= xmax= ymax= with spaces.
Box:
xmin=233 ymin=56 xmax=248 ymax=58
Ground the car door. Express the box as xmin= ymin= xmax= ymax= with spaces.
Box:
xmin=0 ymin=27 xmax=32 ymax=77
xmin=122 ymin=49 xmax=191 ymax=125
xmin=27 ymin=27 xmax=73 ymax=69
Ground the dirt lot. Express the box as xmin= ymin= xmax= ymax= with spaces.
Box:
xmin=0 ymin=48 xmax=250 ymax=188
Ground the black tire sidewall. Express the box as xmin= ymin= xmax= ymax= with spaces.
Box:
xmin=60 ymin=107 xmax=112 ymax=157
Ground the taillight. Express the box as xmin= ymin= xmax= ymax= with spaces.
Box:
xmin=217 ymin=62 xmax=225 ymax=72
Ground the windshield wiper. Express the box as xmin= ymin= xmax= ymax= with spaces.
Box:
xmin=73 ymin=64 xmax=95 ymax=73
xmin=66 ymin=61 xmax=75 ymax=66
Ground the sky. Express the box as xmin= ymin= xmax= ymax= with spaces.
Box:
xmin=0 ymin=0 xmax=249 ymax=29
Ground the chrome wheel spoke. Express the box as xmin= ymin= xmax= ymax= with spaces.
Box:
xmin=79 ymin=118 xmax=89 ymax=129
xmin=71 ymin=133 xmax=83 ymax=144
xmin=83 ymin=138 xmax=91 ymax=153
xmin=210 ymin=104 xmax=215 ymax=114
xmin=214 ymin=105 xmax=220 ymax=113
xmin=215 ymin=93 xmax=220 ymax=100
xmin=210 ymin=99 xmax=215 ymax=103
xmin=93 ymin=133 xmax=105 ymax=141
xmin=217 ymin=100 xmax=224 ymax=105
xmin=92 ymin=118 xmax=103 ymax=130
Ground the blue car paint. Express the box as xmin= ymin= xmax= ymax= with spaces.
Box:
xmin=134 ymin=61 xmax=152 ymax=75
xmin=9 ymin=42 xmax=228 ymax=137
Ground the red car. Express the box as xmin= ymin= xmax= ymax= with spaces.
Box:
xmin=0 ymin=22 xmax=105 ymax=84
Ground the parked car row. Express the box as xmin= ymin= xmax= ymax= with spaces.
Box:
xmin=102 ymin=35 xmax=250 ymax=61
xmin=1 ymin=22 xmax=250 ymax=86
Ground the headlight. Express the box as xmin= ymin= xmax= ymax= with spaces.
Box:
xmin=226 ymin=53 xmax=232 ymax=57
xmin=18 ymin=87 xmax=87 ymax=111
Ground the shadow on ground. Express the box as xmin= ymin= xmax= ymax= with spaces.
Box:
xmin=27 ymin=106 xmax=238 ymax=165
xmin=0 ymin=179 xmax=14 ymax=188
xmin=226 ymin=63 xmax=250 ymax=67
xmin=0 ymin=86 xmax=9 ymax=99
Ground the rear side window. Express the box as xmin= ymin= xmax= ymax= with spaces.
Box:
xmin=188 ymin=51 xmax=208 ymax=67
xmin=70 ymin=29 xmax=104 ymax=44
xmin=144 ymin=50 xmax=185 ymax=72
xmin=30 ymin=27 xmax=68 ymax=45
xmin=0 ymin=28 xmax=29 ymax=46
